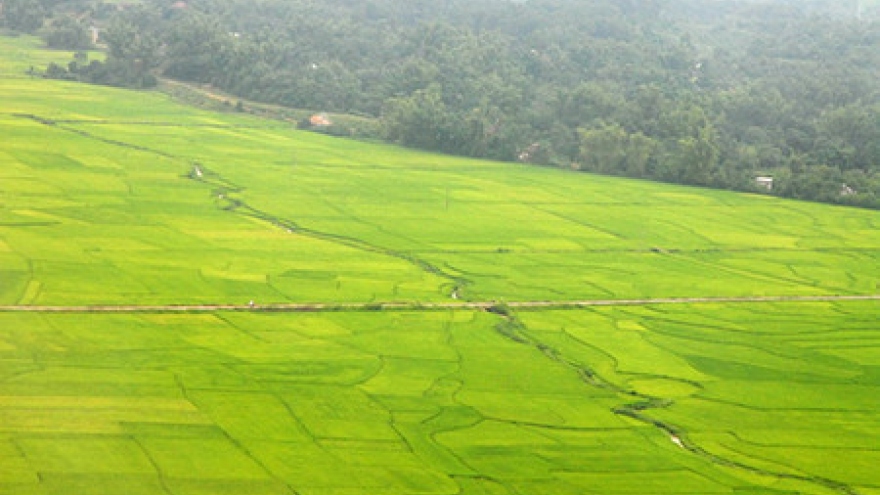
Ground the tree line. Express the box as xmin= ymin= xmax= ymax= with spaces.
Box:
xmin=6 ymin=0 xmax=880 ymax=208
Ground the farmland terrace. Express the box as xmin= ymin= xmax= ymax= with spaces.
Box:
xmin=0 ymin=36 xmax=879 ymax=495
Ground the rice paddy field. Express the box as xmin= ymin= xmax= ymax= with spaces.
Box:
xmin=1 ymin=36 xmax=879 ymax=495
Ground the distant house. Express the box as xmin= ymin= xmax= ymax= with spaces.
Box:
xmin=309 ymin=113 xmax=332 ymax=127
xmin=89 ymin=26 xmax=101 ymax=45
xmin=755 ymin=176 xmax=774 ymax=191
xmin=517 ymin=142 xmax=541 ymax=163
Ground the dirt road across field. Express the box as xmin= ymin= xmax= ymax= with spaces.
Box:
xmin=0 ymin=294 xmax=876 ymax=314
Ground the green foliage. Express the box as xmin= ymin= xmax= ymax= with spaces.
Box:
xmin=0 ymin=0 xmax=49 ymax=33
xmin=39 ymin=15 xmax=92 ymax=50
xmin=577 ymin=123 xmax=658 ymax=177
xmin=382 ymin=85 xmax=456 ymax=152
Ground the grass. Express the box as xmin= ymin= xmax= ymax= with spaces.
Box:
xmin=517 ymin=301 xmax=880 ymax=493
xmin=2 ymin=37 xmax=878 ymax=305
xmin=0 ymin=35 xmax=878 ymax=495
xmin=4 ymin=305 xmax=876 ymax=494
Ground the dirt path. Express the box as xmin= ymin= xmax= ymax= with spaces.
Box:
xmin=160 ymin=78 xmax=237 ymax=105
xmin=0 ymin=294 xmax=876 ymax=313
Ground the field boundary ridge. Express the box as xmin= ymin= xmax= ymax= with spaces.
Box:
xmin=0 ymin=294 xmax=877 ymax=313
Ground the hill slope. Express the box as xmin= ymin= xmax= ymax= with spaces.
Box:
xmin=23 ymin=0 xmax=880 ymax=207
xmin=2 ymin=37 xmax=879 ymax=306
xmin=1 ymin=37 xmax=879 ymax=495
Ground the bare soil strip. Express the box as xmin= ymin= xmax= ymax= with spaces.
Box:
xmin=0 ymin=294 xmax=876 ymax=313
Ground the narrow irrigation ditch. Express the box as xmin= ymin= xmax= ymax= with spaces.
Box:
xmin=486 ymin=305 xmax=864 ymax=495
xmin=13 ymin=111 xmax=473 ymax=297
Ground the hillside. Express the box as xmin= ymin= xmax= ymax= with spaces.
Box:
xmin=7 ymin=0 xmax=880 ymax=208
xmin=1 ymin=36 xmax=879 ymax=495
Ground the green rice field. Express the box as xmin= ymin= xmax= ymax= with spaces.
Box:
xmin=1 ymin=36 xmax=879 ymax=495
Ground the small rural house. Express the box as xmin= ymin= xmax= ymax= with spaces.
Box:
xmin=755 ymin=176 xmax=774 ymax=191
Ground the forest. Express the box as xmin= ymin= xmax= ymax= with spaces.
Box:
xmin=5 ymin=0 xmax=880 ymax=208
